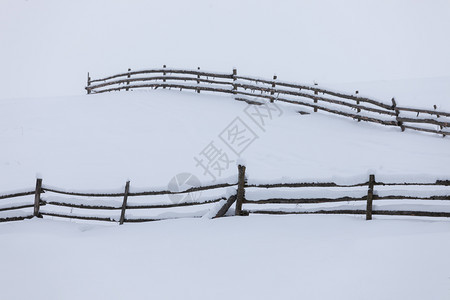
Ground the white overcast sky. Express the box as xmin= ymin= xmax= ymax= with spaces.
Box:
xmin=1 ymin=0 xmax=449 ymax=99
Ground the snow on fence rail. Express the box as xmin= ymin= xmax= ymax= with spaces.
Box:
xmin=1 ymin=165 xmax=450 ymax=224
xmin=86 ymin=66 xmax=450 ymax=137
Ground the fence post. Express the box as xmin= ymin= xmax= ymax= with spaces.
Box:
xmin=356 ymin=92 xmax=361 ymax=121
xmin=163 ymin=65 xmax=166 ymax=89
xmin=235 ymin=165 xmax=246 ymax=215
xmin=392 ymin=98 xmax=405 ymax=132
xmin=270 ymin=75 xmax=277 ymax=103
xmin=313 ymin=84 xmax=319 ymax=112
xmin=196 ymin=67 xmax=201 ymax=93
xmin=232 ymin=68 xmax=237 ymax=94
xmin=34 ymin=178 xmax=43 ymax=218
xmin=119 ymin=181 xmax=130 ymax=225
xmin=366 ymin=174 xmax=375 ymax=220
xmin=126 ymin=68 xmax=131 ymax=91
xmin=87 ymin=72 xmax=91 ymax=94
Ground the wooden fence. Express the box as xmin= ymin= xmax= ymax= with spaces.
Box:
xmin=1 ymin=165 xmax=450 ymax=224
xmin=0 ymin=179 xmax=237 ymax=224
xmin=86 ymin=66 xmax=450 ymax=137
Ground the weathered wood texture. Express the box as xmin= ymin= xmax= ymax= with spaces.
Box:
xmin=214 ymin=195 xmax=237 ymax=218
xmin=244 ymin=173 xmax=450 ymax=221
xmin=235 ymin=165 xmax=247 ymax=216
xmin=366 ymin=174 xmax=375 ymax=220
xmin=119 ymin=181 xmax=130 ymax=225
xmin=0 ymin=190 xmax=35 ymax=200
xmin=1 ymin=171 xmax=450 ymax=224
xmin=34 ymin=178 xmax=43 ymax=217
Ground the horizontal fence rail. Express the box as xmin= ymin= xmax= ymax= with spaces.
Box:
xmin=1 ymin=166 xmax=449 ymax=225
xmin=86 ymin=66 xmax=450 ymax=137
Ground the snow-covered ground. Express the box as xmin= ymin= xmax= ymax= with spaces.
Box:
xmin=1 ymin=84 xmax=450 ymax=299
xmin=1 ymin=216 xmax=450 ymax=300
xmin=1 ymin=88 xmax=450 ymax=191
xmin=2 ymin=0 xmax=450 ymax=299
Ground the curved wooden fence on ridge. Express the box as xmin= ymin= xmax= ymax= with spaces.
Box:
xmin=85 ymin=66 xmax=450 ymax=137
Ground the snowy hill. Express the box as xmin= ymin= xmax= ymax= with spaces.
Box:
xmin=2 ymin=0 xmax=450 ymax=299
xmin=1 ymin=83 xmax=450 ymax=299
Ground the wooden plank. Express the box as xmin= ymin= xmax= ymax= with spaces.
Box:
xmin=396 ymin=106 xmax=450 ymax=118
xmin=402 ymin=124 xmax=450 ymax=136
xmin=235 ymin=75 xmax=394 ymax=110
xmin=196 ymin=67 xmax=200 ymax=93
xmin=42 ymin=200 xmax=121 ymax=210
xmin=270 ymin=75 xmax=277 ymax=103
xmin=372 ymin=210 xmax=450 ymax=218
xmin=0 ymin=190 xmax=35 ymax=200
xmin=0 ymin=215 xmax=34 ymax=223
xmin=366 ymin=174 xmax=375 ymax=220
xmin=40 ymin=212 xmax=116 ymax=222
xmin=127 ymin=198 xmax=224 ymax=210
xmin=119 ymin=181 xmax=130 ymax=225
xmin=126 ymin=68 xmax=131 ymax=91
xmin=247 ymin=209 xmax=366 ymax=215
xmin=245 ymin=209 xmax=450 ymax=218
xmin=232 ymin=68 xmax=237 ymax=94
xmin=243 ymin=196 xmax=367 ymax=204
xmin=87 ymin=72 xmax=91 ymax=94
xmin=88 ymin=76 xmax=232 ymax=90
xmin=234 ymin=90 xmax=399 ymax=127
xmin=375 ymin=181 xmax=450 ymax=186
xmin=245 ymin=182 xmax=368 ymax=188
xmin=397 ymin=117 xmax=450 ymax=128
xmin=375 ymin=195 xmax=450 ymax=200
xmin=124 ymin=216 xmax=203 ymax=223
xmin=42 ymin=187 xmax=124 ymax=197
xmin=0 ymin=203 xmax=37 ymax=212
xmin=90 ymin=68 xmax=233 ymax=83
xmin=34 ymin=178 xmax=43 ymax=217
xmin=235 ymin=165 xmax=246 ymax=215
xmin=213 ymin=195 xmax=237 ymax=218
xmin=42 ymin=181 xmax=237 ymax=197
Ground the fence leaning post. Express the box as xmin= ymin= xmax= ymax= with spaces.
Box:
xmin=86 ymin=72 xmax=91 ymax=95
xmin=235 ymin=165 xmax=246 ymax=215
xmin=119 ymin=181 xmax=130 ymax=225
xmin=366 ymin=174 xmax=375 ymax=220
xmin=34 ymin=178 xmax=43 ymax=218
xmin=392 ymin=98 xmax=405 ymax=132
xmin=232 ymin=68 xmax=237 ymax=95
xmin=126 ymin=68 xmax=131 ymax=91
xmin=270 ymin=75 xmax=277 ymax=103
xmin=163 ymin=65 xmax=167 ymax=89
xmin=196 ymin=67 xmax=201 ymax=93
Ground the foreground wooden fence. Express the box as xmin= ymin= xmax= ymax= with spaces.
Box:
xmin=86 ymin=66 xmax=450 ymax=137
xmin=1 ymin=165 xmax=449 ymax=224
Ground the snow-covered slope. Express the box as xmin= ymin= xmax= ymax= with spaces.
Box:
xmin=1 ymin=86 xmax=449 ymax=192
xmin=2 ymin=0 xmax=450 ymax=299
xmin=1 ymin=85 xmax=450 ymax=299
